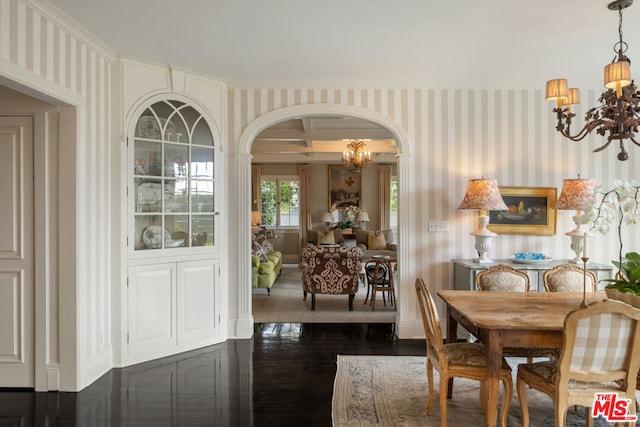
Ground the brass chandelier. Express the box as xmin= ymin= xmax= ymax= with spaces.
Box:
xmin=341 ymin=140 xmax=371 ymax=171
xmin=546 ymin=0 xmax=640 ymax=161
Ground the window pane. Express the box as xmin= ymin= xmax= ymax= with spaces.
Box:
xmin=261 ymin=180 xmax=277 ymax=226
xmin=165 ymin=215 xmax=189 ymax=248
xmin=279 ymin=180 xmax=300 ymax=226
xmin=191 ymin=147 xmax=214 ymax=179
xmin=192 ymin=215 xmax=215 ymax=246
xmin=390 ymin=178 xmax=398 ymax=228
xmin=191 ymin=180 xmax=214 ymax=212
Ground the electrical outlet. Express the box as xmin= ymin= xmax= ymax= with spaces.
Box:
xmin=428 ymin=220 xmax=449 ymax=232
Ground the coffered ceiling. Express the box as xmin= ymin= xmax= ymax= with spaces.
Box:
xmin=251 ymin=116 xmax=397 ymax=163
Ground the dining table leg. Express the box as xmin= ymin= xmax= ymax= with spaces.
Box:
xmin=445 ymin=306 xmax=457 ymax=398
xmin=484 ymin=329 xmax=503 ymax=427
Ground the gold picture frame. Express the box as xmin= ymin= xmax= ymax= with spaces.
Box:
xmin=328 ymin=165 xmax=361 ymax=210
xmin=487 ymin=186 xmax=557 ymax=235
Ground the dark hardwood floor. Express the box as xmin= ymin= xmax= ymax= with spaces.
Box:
xmin=0 ymin=323 xmax=424 ymax=426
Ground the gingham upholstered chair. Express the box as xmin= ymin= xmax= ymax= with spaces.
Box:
xmin=543 ymin=263 xmax=597 ymax=293
xmin=415 ymin=278 xmax=513 ymax=427
xmin=517 ymin=299 xmax=640 ymax=427
xmin=475 ymin=264 xmax=530 ymax=292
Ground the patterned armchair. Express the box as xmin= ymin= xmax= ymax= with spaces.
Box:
xmin=300 ymin=244 xmax=363 ymax=311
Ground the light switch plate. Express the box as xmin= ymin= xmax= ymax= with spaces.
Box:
xmin=428 ymin=220 xmax=449 ymax=232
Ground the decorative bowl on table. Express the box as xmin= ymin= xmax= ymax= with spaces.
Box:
xmin=510 ymin=252 xmax=553 ymax=264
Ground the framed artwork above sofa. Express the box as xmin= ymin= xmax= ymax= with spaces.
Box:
xmin=328 ymin=165 xmax=360 ymax=210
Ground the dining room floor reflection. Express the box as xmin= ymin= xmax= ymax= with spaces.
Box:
xmin=0 ymin=323 xmax=423 ymax=426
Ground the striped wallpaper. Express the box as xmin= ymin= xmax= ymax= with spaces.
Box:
xmin=229 ymin=87 xmax=640 ymax=336
xmin=1 ymin=0 xmax=116 ymax=388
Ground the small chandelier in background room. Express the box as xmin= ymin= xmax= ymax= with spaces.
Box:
xmin=545 ymin=0 xmax=640 ymax=161
xmin=341 ymin=139 xmax=371 ymax=172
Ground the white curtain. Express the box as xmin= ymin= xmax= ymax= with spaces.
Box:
xmin=299 ymin=164 xmax=311 ymax=248
xmin=378 ymin=164 xmax=392 ymax=230
xmin=251 ymin=165 xmax=261 ymax=212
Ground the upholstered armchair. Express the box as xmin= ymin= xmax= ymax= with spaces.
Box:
xmin=299 ymin=244 xmax=363 ymax=310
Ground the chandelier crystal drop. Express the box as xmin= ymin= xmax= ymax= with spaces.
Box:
xmin=341 ymin=140 xmax=372 ymax=172
xmin=546 ymin=0 xmax=640 ymax=161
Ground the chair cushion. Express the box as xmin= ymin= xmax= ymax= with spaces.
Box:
xmin=443 ymin=342 xmax=510 ymax=369
xmin=478 ymin=270 xmax=528 ymax=291
xmin=368 ymin=231 xmax=387 ymax=250
xmin=317 ymin=230 xmax=336 ymax=245
xmin=519 ymin=361 xmax=623 ymax=390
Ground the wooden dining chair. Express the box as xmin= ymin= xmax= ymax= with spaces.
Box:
xmin=476 ymin=265 xmax=557 ymax=362
xmin=415 ymin=278 xmax=513 ymax=427
xmin=475 ymin=264 xmax=530 ymax=292
xmin=543 ymin=263 xmax=597 ymax=293
xmin=517 ymin=299 xmax=640 ymax=427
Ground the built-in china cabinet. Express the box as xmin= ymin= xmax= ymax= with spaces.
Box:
xmin=125 ymin=96 xmax=222 ymax=365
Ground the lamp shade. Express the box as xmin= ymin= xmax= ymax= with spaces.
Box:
xmin=251 ymin=210 xmax=262 ymax=225
xmin=604 ymin=60 xmax=632 ymax=90
xmin=563 ymin=88 xmax=580 ymax=105
xmin=556 ymin=178 xmax=596 ymax=210
xmin=321 ymin=212 xmax=334 ymax=223
xmin=458 ymin=179 xmax=508 ymax=211
xmin=545 ymin=79 xmax=568 ymax=101
xmin=356 ymin=211 xmax=370 ymax=222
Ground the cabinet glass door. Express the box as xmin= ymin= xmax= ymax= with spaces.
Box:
xmin=132 ymin=100 xmax=216 ymax=251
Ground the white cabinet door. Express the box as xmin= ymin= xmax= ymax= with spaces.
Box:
xmin=0 ymin=117 xmax=34 ymax=387
xmin=177 ymin=260 xmax=219 ymax=344
xmin=127 ymin=265 xmax=176 ymax=356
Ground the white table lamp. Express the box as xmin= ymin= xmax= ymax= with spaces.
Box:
xmin=251 ymin=210 xmax=261 ymax=227
xmin=458 ymin=178 xmax=508 ymax=264
xmin=356 ymin=211 xmax=370 ymax=230
xmin=321 ymin=212 xmax=334 ymax=229
xmin=556 ymin=177 xmax=595 ymax=263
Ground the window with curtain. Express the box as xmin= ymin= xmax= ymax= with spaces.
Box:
xmin=260 ymin=176 xmax=300 ymax=227
xmin=390 ymin=176 xmax=398 ymax=231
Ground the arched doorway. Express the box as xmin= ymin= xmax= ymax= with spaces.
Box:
xmin=234 ymin=103 xmax=410 ymax=336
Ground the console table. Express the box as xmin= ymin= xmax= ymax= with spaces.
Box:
xmin=451 ymin=259 xmax=614 ymax=292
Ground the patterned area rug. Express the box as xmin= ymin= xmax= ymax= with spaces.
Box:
xmin=332 ymin=356 xmax=638 ymax=427
xmin=253 ymin=264 xmax=396 ymax=323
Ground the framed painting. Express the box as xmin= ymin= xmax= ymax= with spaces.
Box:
xmin=487 ymin=186 xmax=557 ymax=235
xmin=328 ymin=166 xmax=361 ymax=210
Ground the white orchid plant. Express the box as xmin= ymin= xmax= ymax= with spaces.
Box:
xmin=582 ymin=179 xmax=640 ymax=294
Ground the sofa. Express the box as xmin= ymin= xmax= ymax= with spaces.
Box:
xmin=354 ymin=229 xmax=397 ymax=260
xmin=299 ymin=244 xmax=363 ymax=310
xmin=251 ymin=232 xmax=283 ymax=294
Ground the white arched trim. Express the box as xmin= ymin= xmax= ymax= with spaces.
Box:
xmin=238 ymin=103 xmax=410 ymax=156
xmin=232 ymin=102 xmax=411 ymax=339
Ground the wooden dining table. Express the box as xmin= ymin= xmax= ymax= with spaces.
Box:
xmin=437 ymin=290 xmax=606 ymax=427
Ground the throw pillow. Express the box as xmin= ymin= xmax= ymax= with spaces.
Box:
xmin=251 ymin=240 xmax=268 ymax=262
xmin=256 ymin=237 xmax=274 ymax=253
xmin=368 ymin=231 xmax=387 ymax=250
xmin=317 ymin=230 xmax=336 ymax=245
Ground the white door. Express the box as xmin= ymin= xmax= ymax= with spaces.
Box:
xmin=0 ymin=116 xmax=34 ymax=387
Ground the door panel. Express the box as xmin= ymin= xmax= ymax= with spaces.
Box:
xmin=0 ymin=117 xmax=34 ymax=387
